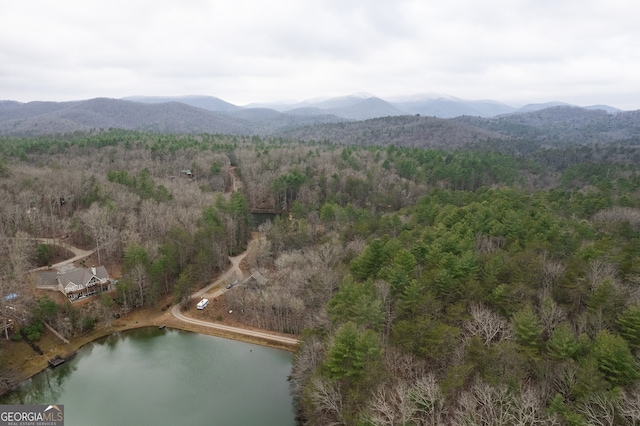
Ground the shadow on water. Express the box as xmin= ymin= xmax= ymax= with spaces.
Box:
xmin=99 ymin=327 xmax=165 ymax=347
xmin=1 ymin=359 xmax=77 ymax=405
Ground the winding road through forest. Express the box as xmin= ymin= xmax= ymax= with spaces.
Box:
xmin=168 ymin=165 xmax=298 ymax=347
xmin=169 ymin=250 xmax=300 ymax=347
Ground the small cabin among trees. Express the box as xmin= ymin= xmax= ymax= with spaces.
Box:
xmin=57 ymin=266 xmax=111 ymax=301
xmin=244 ymin=270 xmax=268 ymax=290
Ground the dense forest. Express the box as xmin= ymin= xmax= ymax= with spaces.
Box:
xmin=1 ymin=127 xmax=640 ymax=424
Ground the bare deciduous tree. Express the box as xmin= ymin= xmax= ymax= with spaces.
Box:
xmin=289 ymin=336 xmax=324 ymax=396
xmin=308 ymin=376 xmax=345 ymax=426
xmin=7 ymin=231 xmax=35 ymax=281
xmin=541 ymin=252 xmax=565 ymax=290
xmin=454 ymin=380 xmax=558 ymax=425
xmin=538 ymin=294 xmax=566 ymax=336
xmin=367 ymin=380 xmax=416 ymax=426
xmin=465 ymin=303 xmax=513 ymax=346
xmin=620 ymin=386 xmax=640 ymax=424
xmin=576 ymin=393 xmax=618 ymax=426
xmin=475 ymin=232 xmax=506 ymax=254
xmin=587 ymin=259 xmax=618 ymax=291
xmin=130 ymin=263 xmax=149 ymax=308
xmin=592 ymin=206 xmax=640 ymax=232
xmin=384 ymin=346 xmax=427 ymax=382
xmin=245 ymin=236 xmax=272 ymax=270
xmin=0 ymin=233 xmax=36 ymax=339
xmin=80 ymin=204 xmax=116 ymax=265
xmin=412 ymin=374 xmax=446 ymax=426
xmin=375 ymin=280 xmax=395 ymax=341
xmin=552 ymin=362 xmax=578 ymax=399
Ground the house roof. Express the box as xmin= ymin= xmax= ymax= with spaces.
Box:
xmin=36 ymin=270 xmax=59 ymax=287
xmin=57 ymin=266 xmax=109 ymax=293
xmin=248 ymin=270 xmax=268 ymax=286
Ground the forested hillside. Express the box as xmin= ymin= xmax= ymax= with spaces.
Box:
xmin=1 ymin=129 xmax=640 ymax=424
xmin=281 ymin=108 xmax=640 ymax=148
xmin=0 ymin=98 xmax=346 ymax=137
xmin=454 ymin=107 xmax=640 ymax=145
xmin=276 ymin=115 xmax=508 ymax=149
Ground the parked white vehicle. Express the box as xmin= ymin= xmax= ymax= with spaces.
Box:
xmin=196 ymin=299 xmax=209 ymax=310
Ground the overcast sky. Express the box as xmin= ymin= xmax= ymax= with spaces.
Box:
xmin=1 ymin=0 xmax=639 ymax=110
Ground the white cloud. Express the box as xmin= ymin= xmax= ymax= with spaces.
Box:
xmin=1 ymin=0 xmax=639 ymax=109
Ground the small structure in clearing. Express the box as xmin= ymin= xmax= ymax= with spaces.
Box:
xmin=244 ymin=270 xmax=268 ymax=290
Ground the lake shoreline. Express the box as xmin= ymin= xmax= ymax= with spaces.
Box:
xmin=0 ymin=304 xmax=297 ymax=397
xmin=2 ymin=326 xmax=296 ymax=425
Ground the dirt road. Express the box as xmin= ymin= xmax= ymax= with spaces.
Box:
xmin=170 ymin=251 xmax=300 ymax=348
xmin=31 ymin=238 xmax=96 ymax=271
xmin=170 ymin=308 xmax=299 ymax=346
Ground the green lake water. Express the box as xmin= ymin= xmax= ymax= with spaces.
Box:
xmin=1 ymin=328 xmax=295 ymax=426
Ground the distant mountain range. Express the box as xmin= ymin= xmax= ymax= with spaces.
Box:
xmin=0 ymin=98 xmax=344 ymax=137
xmin=0 ymin=95 xmax=637 ymax=147
xmin=123 ymin=93 xmax=624 ymax=119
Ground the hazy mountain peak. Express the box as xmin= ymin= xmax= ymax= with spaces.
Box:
xmin=348 ymin=91 xmax=377 ymax=99
xmin=516 ymin=101 xmax=572 ymax=113
xmin=584 ymin=105 xmax=622 ymax=114
xmin=388 ymin=93 xmax=457 ymax=102
xmin=123 ymin=95 xmax=242 ymax=112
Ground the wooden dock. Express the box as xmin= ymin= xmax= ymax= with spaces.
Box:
xmin=48 ymin=355 xmax=66 ymax=368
